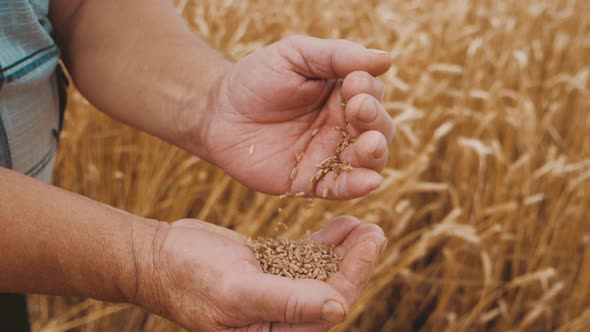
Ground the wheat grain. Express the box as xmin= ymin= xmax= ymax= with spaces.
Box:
xmin=309 ymin=117 xmax=356 ymax=194
xmin=279 ymin=192 xmax=292 ymax=199
xmin=247 ymin=237 xmax=342 ymax=281
xmin=295 ymin=151 xmax=303 ymax=162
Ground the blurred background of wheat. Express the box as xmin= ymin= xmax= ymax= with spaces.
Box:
xmin=27 ymin=0 xmax=590 ymax=331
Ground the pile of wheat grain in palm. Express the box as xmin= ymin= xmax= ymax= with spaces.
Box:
xmin=248 ymin=237 xmax=342 ymax=281
xmin=28 ymin=0 xmax=590 ymax=331
xmin=250 ymin=123 xmax=353 ymax=280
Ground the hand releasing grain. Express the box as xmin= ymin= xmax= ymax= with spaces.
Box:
xmin=247 ymin=237 xmax=343 ymax=281
xmin=309 ymin=125 xmax=356 ymax=193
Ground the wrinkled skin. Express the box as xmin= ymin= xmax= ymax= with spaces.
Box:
xmin=138 ymin=216 xmax=386 ymax=332
xmin=191 ymin=35 xmax=395 ymax=199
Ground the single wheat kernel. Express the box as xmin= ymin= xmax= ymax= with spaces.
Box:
xmin=311 ymin=128 xmax=319 ymax=137
xmin=294 ymin=192 xmax=305 ymax=197
xmin=290 ymin=167 xmax=298 ymax=180
xmin=296 ymin=151 xmax=303 ymax=162
xmin=322 ymin=187 xmax=329 ymax=198
xmin=249 ymin=144 xmax=255 ymax=156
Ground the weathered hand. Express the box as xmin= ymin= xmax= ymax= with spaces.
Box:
xmin=194 ymin=36 xmax=395 ymax=199
xmin=136 ymin=216 xmax=386 ymax=331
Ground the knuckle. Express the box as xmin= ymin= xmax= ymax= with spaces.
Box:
xmin=284 ymin=293 xmax=304 ymax=322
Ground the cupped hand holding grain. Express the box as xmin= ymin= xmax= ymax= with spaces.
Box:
xmin=137 ymin=216 xmax=385 ymax=331
xmin=185 ymin=35 xmax=395 ymax=199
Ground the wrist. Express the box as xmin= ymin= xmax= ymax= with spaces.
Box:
xmin=115 ymin=217 xmax=163 ymax=305
xmin=125 ymin=217 xmax=173 ymax=316
xmin=175 ymin=47 xmax=234 ymax=163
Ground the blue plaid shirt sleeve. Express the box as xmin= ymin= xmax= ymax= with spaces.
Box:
xmin=0 ymin=0 xmax=65 ymax=183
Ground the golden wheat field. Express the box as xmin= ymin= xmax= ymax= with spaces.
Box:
xmin=28 ymin=0 xmax=590 ymax=331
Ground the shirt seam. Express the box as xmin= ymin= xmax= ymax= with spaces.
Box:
xmin=1 ymin=44 xmax=56 ymax=72
xmin=4 ymin=47 xmax=59 ymax=83
xmin=24 ymin=135 xmax=57 ymax=177
xmin=0 ymin=114 xmax=13 ymax=169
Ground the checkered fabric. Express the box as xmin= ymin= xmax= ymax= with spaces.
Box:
xmin=0 ymin=0 xmax=66 ymax=183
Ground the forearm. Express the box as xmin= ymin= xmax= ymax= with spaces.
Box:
xmin=0 ymin=167 xmax=158 ymax=304
xmin=50 ymin=0 xmax=231 ymax=156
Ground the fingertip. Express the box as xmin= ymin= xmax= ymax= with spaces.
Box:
xmin=331 ymin=215 xmax=362 ymax=227
xmin=334 ymin=169 xmax=382 ymax=199
xmin=344 ymin=94 xmax=379 ymax=128
xmin=339 ymin=240 xmax=379 ymax=288
xmin=346 ymin=130 xmax=388 ymax=172
xmin=321 ymin=299 xmax=347 ymax=324
xmin=344 ymin=95 xmax=395 ymax=144
xmin=367 ymin=49 xmax=392 ymax=76
xmin=365 ymin=171 xmax=383 ymax=191
xmin=342 ymin=71 xmax=385 ymax=102
xmin=256 ymin=276 xmax=348 ymax=323
xmin=357 ymin=97 xmax=380 ymax=123
xmin=387 ymin=120 xmax=396 ymax=144
xmin=363 ymin=223 xmax=386 ymax=238
xmin=368 ymin=49 xmax=390 ymax=56
xmin=364 ymin=226 xmax=387 ymax=254
xmin=366 ymin=131 xmax=388 ymax=159
xmin=308 ymin=216 xmax=361 ymax=246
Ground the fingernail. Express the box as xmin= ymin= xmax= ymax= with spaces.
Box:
xmin=366 ymin=173 xmax=383 ymax=191
xmin=321 ymin=300 xmax=346 ymax=323
xmin=357 ymin=98 xmax=378 ymax=123
xmin=368 ymin=48 xmax=390 ymax=56
xmin=371 ymin=140 xmax=385 ymax=159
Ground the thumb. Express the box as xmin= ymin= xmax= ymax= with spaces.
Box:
xmin=241 ymin=274 xmax=349 ymax=324
xmin=278 ymin=35 xmax=392 ymax=79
